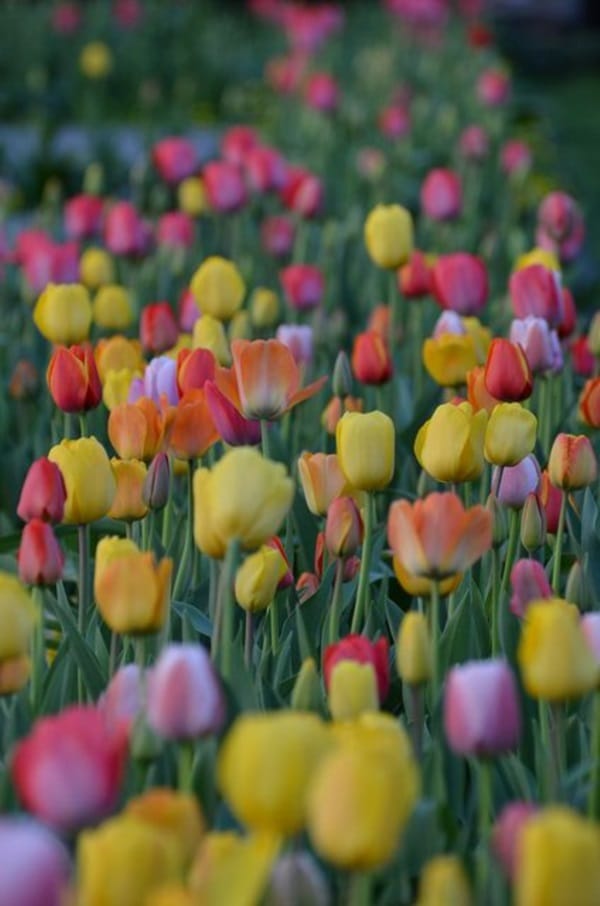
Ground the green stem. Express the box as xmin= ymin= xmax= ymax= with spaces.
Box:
xmin=270 ymin=594 xmax=280 ymax=657
xmin=549 ymin=702 xmax=564 ymax=801
xmin=551 ymin=491 xmax=568 ymax=594
xmin=351 ymin=493 xmax=374 ymax=634
xmin=77 ymin=523 xmax=91 ymax=703
xmin=538 ymin=699 xmax=551 ymax=802
xmin=328 ymin=559 xmax=344 ymax=645
xmin=78 ymin=412 xmax=88 ymax=437
xmin=499 ymin=509 xmax=520 ymax=607
xmin=177 ymin=742 xmax=195 ymax=793
xmin=260 ymin=419 xmax=272 ymax=459
xmin=244 ymin=610 xmax=254 ymax=668
xmin=161 ymin=458 xmax=174 ymax=549
xmin=30 ymin=586 xmax=45 ymax=712
xmin=109 ymin=631 xmax=118 ymax=678
xmin=187 ymin=460 xmax=199 ymax=590
xmin=588 ymin=690 xmax=600 ymax=818
xmin=491 ymin=547 xmax=500 ymax=656
xmin=477 ymin=759 xmax=493 ymax=902
xmin=219 ymin=539 xmax=242 ymax=682
xmin=430 ymin=580 xmax=441 ymax=708
xmin=347 ymin=872 xmax=372 ymax=906
xmin=408 ymin=683 xmax=424 ymax=761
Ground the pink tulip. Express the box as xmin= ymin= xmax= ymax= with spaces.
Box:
xmin=420 ymin=168 xmax=462 ymax=222
xmin=492 ymin=802 xmax=538 ymax=879
xmin=265 ymin=53 xmax=307 ymax=95
xmin=178 ymin=288 xmax=200 ymax=332
xmin=114 ymin=0 xmax=144 ymax=29
xmin=203 ymin=161 xmax=247 ymax=214
xmin=104 ymin=201 xmax=147 ymax=257
xmin=261 ymin=215 xmax=295 ymax=258
xmin=221 ymin=125 xmax=259 ymax=167
xmin=444 ymin=659 xmax=521 ymax=757
xmin=477 ymin=68 xmax=511 ymax=107
xmin=0 ymin=818 xmax=71 ymax=906
xmin=536 ymin=191 xmax=586 ymax=263
xmin=18 ymin=520 xmax=64 ymax=586
xmin=280 ymin=166 xmax=323 ymax=219
xmin=510 ymin=559 xmax=552 ymax=618
xmin=431 ymin=252 xmax=488 ymax=315
xmin=492 ymin=455 xmax=541 ymax=509
xmin=509 ymin=264 xmax=564 ymax=329
xmin=152 ymin=137 xmax=197 ymax=185
xmin=205 ymin=382 xmax=261 ymax=446
xmin=244 ymin=145 xmax=288 ymax=193
xmin=378 ymin=105 xmax=411 ymax=140
xmin=51 ymin=2 xmax=81 ymax=34
xmin=509 ymin=317 xmax=562 ymax=375
xmin=459 ymin=124 xmax=489 ymax=162
xmin=156 ymin=211 xmax=195 ymax=250
xmin=304 ymin=72 xmax=340 ymax=113
xmin=17 ymin=458 xmax=67 ymax=524
xmin=276 ymin=324 xmax=314 ymax=366
xmin=139 ymin=302 xmax=179 ymax=355
xmin=147 ymin=644 xmax=226 ymax=740
xmin=280 ymin=264 xmax=324 ymax=312
xmin=581 ymin=613 xmax=600 ymax=662
xmin=64 ymin=194 xmax=104 ymax=240
xmin=98 ymin=664 xmax=144 ymax=738
xmin=500 ymin=139 xmax=532 ymax=176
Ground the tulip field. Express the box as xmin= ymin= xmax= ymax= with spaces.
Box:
xmin=2 ymin=0 xmax=600 ymax=903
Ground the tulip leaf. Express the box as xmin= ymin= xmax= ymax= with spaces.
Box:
xmin=49 ymin=586 xmax=106 ymax=700
xmin=172 ymin=600 xmax=213 ymax=638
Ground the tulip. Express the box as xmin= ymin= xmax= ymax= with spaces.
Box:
xmin=18 ymin=520 xmax=64 ymax=586
xmin=234 ymin=544 xmax=288 ymax=613
xmin=484 ymin=402 xmax=537 ymax=466
xmin=205 ymin=380 xmax=261 ymax=447
xmin=444 ymin=659 xmax=521 ymax=757
xmin=9 ymin=359 xmax=39 ymax=401
xmin=431 ymin=253 xmax=488 ymax=315
xmin=518 ymin=599 xmax=599 ymax=700
xmin=364 ymin=204 xmax=414 ymax=269
xmin=218 ymin=711 xmax=330 ymax=835
xmin=140 ymin=356 xmax=179 ymax=406
xmin=92 ymin=284 xmax=133 ymax=330
xmin=399 ymin=249 xmax=432 ymax=298
xmin=572 ymin=335 xmax=595 ymax=376
xmin=99 ymin=664 xmax=144 ymax=738
xmin=336 ymin=411 xmax=394 ymax=492
xmin=77 ymin=815 xmax=183 ymax=906
xmin=423 ymin=332 xmax=478 ymax=388
xmin=244 ymin=145 xmax=288 ymax=194
xmin=305 ymin=71 xmax=339 ymax=112
xmin=140 ymin=303 xmax=179 ymax=355
xmin=459 ymin=124 xmax=490 ymax=161
xmin=0 ymin=817 xmax=71 ymax=906
xmin=0 ymin=572 xmax=37 ymax=665
xmin=379 ymin=104 xmax=411 ymax=139
xmin=492 ymin=801 xmax=538 ymax=880
xmin=276 ymin=324 xmax=314 ymax=366
xmin=298 ymin=452 xmax=347 ymax=517
xmin=94 ymin=537 xmax=171 ymax=635
xmin=190 ymin=256 xmax=245 ymax=322
xmin=536 ymin=191 xmax=585 ymax=263
xmin=46 ymin=343 xmax=102 ymax=413
xmin=352 ymin=331 xmax=393 ymax=385
xmin=537 ymin=470 xmax=562 ymax=535
xmin=178 ymin=176 xmax=207 ymax=218
xmin=203 ymin=160 xmax=247 ymax=213
xmin=103 ymin=201 xmax=147 ymax=257
xmin=102 ymin=368 xmax=139 ymax=410
xmin=280 ymin=264 xmax=324 ymax=312
xmin=189 ymin=832 xmax=280 ymax=906
xmin=249 ymin=287 xmax=279 ymax=328
xmin=492 ymin=454 xmax=540 ymax=509
xmin=484 ymin=338 xmax=533 ymax=401
xmin=280 ymin=165 xmax=323 ymax=218
xmin=108 ymin=397 xmax=172 ymax=461
xmin=95 ymin=335 xmax=144 ymax=382
xmin=415 ymin=401 xmax=487 ymax=483
xmin=579 ymin=378 xmax=600 ymax=428
xmin=80 ymin=40 xmax=112 ymax=78
xmin=327 ymin=660 xmax=379 ymax=721
xmin=420 ymin=168 xmax=462 ymax=221
xmin=65 ymin=193 xmax=103 ymax=240
xmin=221 ymin=124 xmax=258 ymax=164
xmin=520 ymin=492 xmax=547 ymax=552
xmin=193 ymin=314 xmax=231 ymax=364
xmin=477 ymin=68 xmax=511 ymax=106
xmin=48 ymin=436 xmax=116 ymax=524
xmin=142 ymin=453 xmax=170 ymax=512
xmin=393 ymin=559 xmax=462 ymax=599
xmin=169 ymin=389 xmax=219 ymax=460
xmin=193 ymin=447 xmax=294 ymax=556
xmin=261 ymin=215 xmax=295 ymax=258
xmin=396 ymin=612 xmax=432 ymax=686
xmin=12 ymin=706 xmax=126 ymax=832
xmin=147 ymin=643 xmax=225 ymax=740
xmin=33 ymin=283 xmax=92 ymax=345
xmin=557 ymin=286 xmax=576 ymax=339
xmin=324 ymin=635 xmax=390 ymax=702
xmin=548 ymin=433 xmax=597 ymax=490
xmin=80 ymin=247 xmax=114 ymax=290
xmin=157 ymin=211 xmax=195 ymax=250
xmin=152 ymin=136 xmax=197 ymax=185
xmin=515 ymin=807 xmax=600 ymax=906
xmin=325 ymin=497 xmax=363 ymax=559
xmin=268 ymin=853 xmax=330 ymax=906
xmin=321 ymin=395 xmax=363 ymax=435
xmin=124 ymin=788 xmax=204 ymax=872
xmin=177 ymin=348 xmax=216 ymax=396
xmin=17 ymin=458 xmax=66 ymax=523
xmin=509 ymin=264 xmax=563 ymax=329
xmin=415 ymin=856 xmax=472 ymax=906
xmin=510 ymin=316 xmax=562 ymax=375
xmin=467 ymin=365 xmax=501 ymax=413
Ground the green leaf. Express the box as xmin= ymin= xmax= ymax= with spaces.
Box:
xmin=49 ymin=585 xmax=106 ymax=700
xmin=172 ymin=600 xmax=214 ymax=638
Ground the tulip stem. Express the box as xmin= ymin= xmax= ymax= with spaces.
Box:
xmin=499 ymin=509 xmax=520 ymax=636
xmin=351 ymin=493 xmax=374 ymax=634
xmin=328 ymin=559 xmax=344 ymax=645
xmin=260 ymin=420 xmax=272 ymax=460
xmin=430 ymin=580 xmax=441 ymax=708
xmin=187 ymin=460 xmax=199 ymax=590
xmin=270 ymin=596 xmax=280 ymax=657
xmin=161 ymin=459 xmax=174 ymax=548
xmin=244 ymin=611 xmax=254 ymax=668
xmin=551 ymin=491 xmax=568 ymax=594
xmin=491 ymin=547 xmax=500 ymax=656
xmin=538 ymin=699 xmax=552 ymax=802
xmin=177 ymin=742 xmax=195 ymax=793
xmin=30 ymin=586 xmax=45 ymax=712
xmin=347 ymin=872 xmax=372 ymax=906
xmin=408 ymin=683 xmax=424 ymax=761
xmin=219 ymin=539 xmax=241 ymax=683
xmin=78 ymin=412 xmax=88 ymax=437
xmin=549 ymin=703 xmax=564 ymax=800
xmin=476 ymin=759 xmax=493 ymax=902
xmin=588 ymin=690 xmax=600 ymax=818
xmin=77 ymin=523 xmax=91 ymax=703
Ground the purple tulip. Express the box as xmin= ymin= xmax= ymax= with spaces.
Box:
xmin=143 ymin=355 xmax=179 ymax=405
xmin=0 ymin=818 xmax=71 ymax=906
xmin=492 ymin=455 xmax=540 ymax=509
xmin=510 ymin=559 xmax=552 ymax=618
xmin=581 ymin=613 xmax=600 ymax=662
xmin=509 ymin=316 xmax=562 ymax=375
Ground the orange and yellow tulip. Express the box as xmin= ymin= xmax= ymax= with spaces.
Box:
xmin=108 ymin=397 xmax=173 ymax=462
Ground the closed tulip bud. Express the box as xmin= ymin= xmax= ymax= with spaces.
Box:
xmin=140 ymin=302 xmax=179 ymax=355
xmin=18 ymin=520 xmax=64 ymax=586
xmin=261 ymin=214 xmax=295 ymax=259
xmin=352 ymin=331 xmax=393 ymax=385
xmin=228 ymin=310 xmax=252 ymax=342
xmin=399 ymin=249 xmax=432 ymax=298
xmin=510 ymin=559 xmax=552 ymax=618
xmin=423 ymin=333 xmax=478 ymax=388
xmin=203 ymin=161 xmax=247 ymax=214
xmin=47 ymin=343 xmax=102 ymax=413
xmin=579 ymin=377 xmax=600 ymax=428
xmin=509 ymin=264 xmax=564 ymax=329
xmin=321 ymin=394 xmax=363 ymax=435
xmin=153 ymin=137 xmax=197 ymax=185
xmin=218 ymin=711 xmax=330 ymax=835
xmin=364 ymin=204 xmax=414 ymax=270
xmin=538 ymin=470 xmax=563 ymax=534
xmin=492 ymin=801 xmax=538 ymax=880
xmin=0 ymin=572 xmax=37 ymax=665
xmin=65 ymin=193 xmax=103 ymax=240
xmin=235 ymin=544 xmax=288 ymax=613
xmin=328 ymin=660 xmax=379 ymax=721
xmin=12 ymin=706 xmax=126 ymax=833
xmin=501 ymin=139 xmax=532 ymax=176
xmin=520 ymin=492 xmax=546 ymax=552
xmin=280 ymin=265 xmax=324 ymax=312
xmin=485 ymin=492 xmax=507 ymax=546
xmin=565 ymin=560 xmax=586 ymax=608
xmin=397 ymin=612 xmax=432 ymax=685
xmin=9 ymin=359 xmax=39 ymax=401
xmin=536 ymin=191 xmax=586 ymax=263
xmin=33 ymin=283 xmax=92 ymax=345
xmin=94 ymin=537 xmax=171 ymax=635
xmin=108 ymin=458 xmax=148 ymax=522
xmin=325 ymin=497 xmax=363 ymax=559
xmin=332 ymin=350 xmax=353 ymax=398
xmin=444 ymin=659 xmax=521 ymax=757
xmin=99 ymin=663 xmax=144 ymax=739
xmin=548 ymin=433 xmax=597 ymax=490
xmin=484 ymin=339 xmax=533 ymax=402
xmin=298 ymin=452 xmax=347 ymax=517
xmin=336 ymin=411 xmax=394 ymax=491
xmin=431 ymin=253 xmax=488 ymax=315
xmin=484 ymin=402 xmax=537 ymax=466
xmin=323 ymin=635 xmax=390 ymax=703
xmin=415 ymin=856 xmax=472 ymax=906
xmin=588 ymin=311 xmax=600 ymax=356
xmin=92 ymin=284 xmax=133 ymax=330
xmin=80 ymin=247 xmax=114 ymax=289
xmin=510 ymin=316 xmax=563 ymax=375
xmin=191 ymin=256 xmax=245 ymax=321
xmin=143 ymin=452 xmax=170 ymax=510
xmin=0 ymin=817 xmax=71 ymax=906
xmin=193 ymin=314 xmax=231 ymax=365
xmin=291 ymin=658 xmax=323 ymax=712
xmin=108 ymin=397 xmax=171 ymax=462
xmin=460 ymin=123 xmax=490 ymax=161
xmin=267 ymin=852 xmax=330 ymax=906
xmin=250 ymin=287 xmax=280 ymax=328
xmin=147 ymin=643 xmax=225 ymax=740
xmin=492 ymin=454 xmax=541 ymax=509
xmin=515 ymin=808 xmax=600 ymax=906
xmin=420 ymin=168 xmax=462 ymax=222
xmin=157 ymin=212 xmax=195 ymax=250
xmin=518 ymin=598 xmax=599 ymax=700
xmin=415 ymin=401 xmax=487 ymax=483
xmin=48 ymin=436 xmax=116 ymax=524
xmin=17 ymin=457 xmax=67 ymax=524
xmin=178 ymin=176 xmax=207 ymax=217
xmin=571 ymin=336 xmax=595 ymax=378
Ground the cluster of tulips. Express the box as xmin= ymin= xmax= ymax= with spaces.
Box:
xmin=2 ymin=0 xmax=600 ymax=904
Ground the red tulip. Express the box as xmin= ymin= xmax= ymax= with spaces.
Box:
xmin=177 ymin=348 xmax=216 ymax=394
xmin=152 ymin=136 xmax=197 ymax=185
xmin=571 ymin=336 xmax=595 ymax=377
xmin=431 ymin=253 xmax=488 ymax=315
xmin=203 ymin=161 xmax=247 ymax=214
xmin=280 ymin=264 xmax=324 ymax=312
xmin=18 ymin=520 xmax=64 ymax=586
xmin=17 ymin=458 xmax=67 ymax=524
xmin=64 ymin=194 xmax=104 ymax=241
xmin=244 ymin=145 xmax=288 ymax=193
xmin=261 ymin=215 xmax=295 ymax=258
xmin=221 ymin=125 xmax=259 ymax=166
xmin=557 ymin=287 xmax=576 ymax=339
xmin=538 ymin=470 xmax=563 ymax=534
xmin=509 ymin=264 xmax=563 ymax=328
xmin=420 ymin=168 xmax=462 ymax=222
xmin=280 ymin=166 xmax=323 ymax=219
xmin=352 ymin=331 xmax=393 ymax=385
xmin=323 ymin=635 xmax=390 ymax=702
xmin=205 ymin=380 xmax=261 ymax=446
xmin=399 ymin=250 xmax=432 ymax=298
xmin=140 ymin=302 xmax=179 ymax=355
xmin=156 ymin=211 xmax=195 ymax=249
xmin=484 ymin=338 xmax=533 ymax=402
xmin=46 ymin=344 xmax=102 ymax=413
xmin=492 ymin=802 xmax=538 ymax=879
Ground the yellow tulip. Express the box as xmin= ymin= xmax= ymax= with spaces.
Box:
xmin=297 ymin=451 xmax=348 ymax=517
xmin=548 ymin=433 xmax=598 ymax=490
xmin=217 ymin=711 xmax=330 ymax=835
xmin=415 ymin=855 xmax=472 ymax=906
xmin=422 ymin=333 xmax=478 ymax=387
xmin=33 ymin=283 xmax=92 ymax=345
xmin=364 ymin=204 xmax=414 ymax=270
xmin=193 ymin=314 xmax=231 ymax=365
xmin=108 ymin=458 xmax=148 ymax=522
xmin=145 ymin=887 xmax=195 ymax=906
xmin=79 ymin=41 xmax=113 ymax=79
xmin=396 ymin=612 xmax=432 ymax=685
xmin=515 ymin=247 xmax=560 ymax=273
xmin=234 ymin=545 xmax=288 ymax=613
xmin=228 ymin=310 xmax=252 ymax=342
xmin=415 ymin=401 xmax=487 ymax=483
xmin=518 ymin=599 xmax=599 ymax=701
xmin=0 ymin=573 xmax=37 ymax=661
xmin=178 ymin=176 xmax=207 ymax=217
xmin=515 ymin=807 xmax=600 ymax=906
xmin=484 ymin=403 xmax=537 ymax=466
xmin=190 ymin=256 xmax=245 ymax=321
xmin=80 ymin=248 xmax=115 ymax=290
xmin=93 ymin=285 xmax=134 ymax=331
xmin=95 ymin=336 xmax=145 ymax=382
xmin=190 ymin=832 xmax=280 ymax=906
xmin=49 ymin=436 xmax=116 ymax=524
xmin=328 ymin=660 xmax=379 ymax=721
xmin=94 ymin=537 xmax=171 ymax=635
xmin=393 ymin=558 xmax=462 ymax=599
xmin=462 ymin=317 xmax=492 ymax=363
xmin=102 ymin=368 xmax=140 ymax=411
xmin=336 ymin=411 xmax=395 ymax=491
xmin=250 ymin=288 xmax=279 ymax=329
xmin=124 ymin=788 xmax=204 ymax=869
xmin=193 ymin=448 xmax=294 ymax=555
xmin=77 ymin=816 xmax=183 ymax=906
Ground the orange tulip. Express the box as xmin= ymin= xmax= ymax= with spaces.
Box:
xmin=95 ymin=335 xmax=145 ymax=382
xmin=108 ymin=397 xmax=173 ymax=461
xmin=579 ymin=378 xmax=600 ymax=429
xmin=321 ymin=396 xmax=364 ymax=436
xmin=467 ymin=365 xmax=501 ymax=414
xmin=387 ymin=492 xmax=492 ymax=579
xmin=298 ymin=452 xmax=348 ymax=517
xmin=169 ymin=389 xmax=219 ymax=460
xmin=231 ymin=339 xmax=327 ymax=420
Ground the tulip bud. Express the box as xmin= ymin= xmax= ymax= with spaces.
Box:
xmin=140 ymin=302 xmax=179 ymax=355
xmin=364 ymin=204 xmax=414 ymax=269
xmin=336 ymin=411 xmax=395 ymax=491
xmin=193 ymin=315 xmax=231 ymax=365
xmin=538 ymin=470 xmax=563 ymax=534
xmin=548 ymin=433 xmax=597 ymax=490
xmin=108 ymin=458 xmax=148 ymax=522
xmin=33 ymin=283 xmax=92 ymax=345
xmin=396 ymin=612 xmax=431 ymax=685
xmin=229 ymin=310 xmax=251 ymax=342
xmin=80 ymin=247 xmax=114 ymax=290
xmin=267 ymin=852 xmax=330 ymax=906
xmin=520 ymin=492 xmax=546 ymax=552
xmin=49 ymin=437 xmax=116 ymax=524
xmin=332 ymin=350 xmax=353 ymax=398
xmin=234 ymin=545 xmax=288 ymax=613
xmin=352 ymin=331 xmax=393 ymax=385
xmin=325 ymin=497 xmax=363 ymax=559
xmin=47 ymin=344 xmax=102 ymax=414
xmin=492 ymin=455 xmax=541 ymax=509
xmin=280 ymin=265 xmax=324 ymax=312
xmin=191 ymin=256 xmax=245 ymax=321
xmin=92 ymin=285 xmax=133 ymax=330
xmin=143 ymin=452 xmax=171 ymax=510
xmin=0 ymin=817 xmax=72 ymax=906
xmin=129 ymin=713 xmax=164 ymax=764
xmin=492 ymin=802 xmax=538 ymax=879
xmin=415 ymin=856 xmax=472 ymax=906
xmin=484 ymin=403 xmax=537 ymax=467
xmin=421 ymin=168 xmax=462 ymax=222
xmin=509 ymin=264 xmax=564 ymax=329
xmin=327 ymin=660 xmax=379 ymax=722
xmin=487 ymin=493 xmax=507 ymax=546
xmin=444 ymin=659 xmax=521 ymax=757
xmin=431 ymin=253 xmax=488 ymax=316
xmin=290 ymin=658 xmax=322 ymax=712
xmin=17 ymin=458 xmax=67 ymax=524
xmin=250 ymin=288 xmax=280 ymax=329
xmin=98 ymin=663 xmax=144 ymax=740
xmin=18 ymin=520 xmax=64 ymax=586
xmin=484 ymin=338 xmax=533 ymax=402
xmin=565 ymin=560 xmax=586 ymax=608
xmin=203 ymin=161 xmax=247 ymax=214
xmin=588 ymin=311 xmax=600 ymax=357
xmin=579 ymin=377 xmax=600 ymax=428
xmin=510 ymin=559 xmax=552 ymax=618
xmin=323 ymin=635 xmax=390 ymax=703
